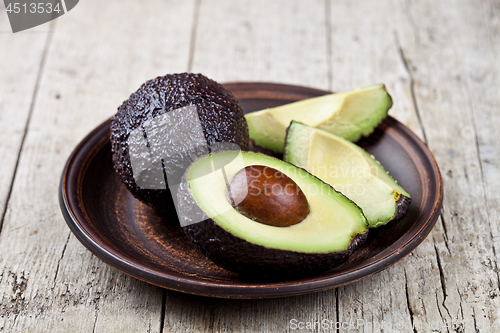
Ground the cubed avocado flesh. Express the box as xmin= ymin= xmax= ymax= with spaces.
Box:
xmin=284 ymin=121 xmax=411 ymax=228
xmin=245 ymin=84 xmax=392 ymax=153
xmin=177 ymin=151 xmax=368 ymax=278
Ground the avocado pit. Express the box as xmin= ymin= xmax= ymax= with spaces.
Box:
xmin=226 ymin=165 xmax=309 ymax=227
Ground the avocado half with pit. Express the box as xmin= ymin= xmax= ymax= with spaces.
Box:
xmin=177 ymin=150 xmax=368 ymax=278
xmin=245 ymin=84 xmax=392 ymax=153
xmin=284 ymin=121 xmax=411 ymax=228
xmin=110 ymin=73 xmax=249 ymax=212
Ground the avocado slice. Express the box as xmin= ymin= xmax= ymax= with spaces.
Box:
xmin=284 ymin=121 xmax=411 ymax=228
xmin=110 ymin=73 xmax=249 ymax=212
xmin=177 ymin=150 xmax=368 ymax=278
xmin=245 ymin=84 xmax=392 ymax=153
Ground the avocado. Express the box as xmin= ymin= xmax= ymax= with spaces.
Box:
xmin=245 ymin=84 xmax=392 ymax=153
xmin=110 ymin=73 xmax=249 ymax=212
xmin=284 ymin=121 xmax=411 ymax=228
xmin=177 ymin=150 xmax=368 ymax=278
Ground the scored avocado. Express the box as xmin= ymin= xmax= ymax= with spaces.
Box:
xmin=110 ymin=73 xmax=249 ymax=212
xmin=284 ymin=121 xmax=411 ymax=228
xmin=177 ymin=150 xmax=368 ymax=278
xmin=245 ymin=84 xmax=392 ymax=153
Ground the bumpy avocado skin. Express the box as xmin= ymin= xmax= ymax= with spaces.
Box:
xmin=110 ymin=73 xmax=249 ymax=211
xmin=183 ymin=219 xmax=367 ymax=279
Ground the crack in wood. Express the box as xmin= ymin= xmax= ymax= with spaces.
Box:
xmin=52 ymin=232 xmax=71 ymax=288
xmin=457 ymin=293 xmax=465 ymax=333
xmin=435 ymin=292 xmax=450 ymax=333
xmin=472 ymin=308 xmax=479 ymax=333
xmin=421 ymin=297 xmax=427 ymax=318
xmin=335 ymin=288 xmax=339 ymax=333
xmin=92 ymin=312 xmax=98 ymax=333
xmin=159 ymin=290 xmax=167 ymax=333
xmin=439 ymin=215 xmax=452 ymax=255
xmin=433 ymin=244 xmax=452 ymax=321
xmin=465 ymin=79 xmax=500 ymax=296
xmin=452 ymin=29 xmax=500 ymax=303
xmin=463 ymin=167 xmax=468 ymax=181
xmin=490 ymin=230 xmax=500 ymax=294
xmin=404 ymin=269 xmax=418 ymax=333
xmin=11 ymin=313 xmax=18 ymax=331
xmin=394 ymin=33 xmax=428 ymax=144
xmin=0 ymin=21 xmax=55 ymax=235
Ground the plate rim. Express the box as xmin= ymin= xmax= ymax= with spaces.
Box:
xmin=59 ymin=82 xmax=443 ymax=299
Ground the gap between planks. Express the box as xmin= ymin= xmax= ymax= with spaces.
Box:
xmin=0 ymin=21 xmax=56 ymax=234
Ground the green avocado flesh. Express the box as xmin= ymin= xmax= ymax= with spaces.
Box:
xmin=180 ymin=151 xmax=367 ymax=255
xmin=285 ymin=122 xmax=410 ymax=228
xmin=245 ymin=84 xmax=392 ymax=153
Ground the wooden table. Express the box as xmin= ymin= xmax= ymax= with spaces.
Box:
xmin=0 ymin=0 xmax=498 ymax=332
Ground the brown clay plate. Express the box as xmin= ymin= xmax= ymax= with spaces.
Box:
xmin=59 ymin=82 xmax=443 ymax=299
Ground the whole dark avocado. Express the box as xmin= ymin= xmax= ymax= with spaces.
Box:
xmin=177 ymin=151 xmax=369 ymax=279
xmin=110 ymin=73 xmax=249 ymax=212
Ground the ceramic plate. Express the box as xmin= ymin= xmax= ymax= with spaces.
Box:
xmin=59 ymin=82 xmax=443 ymax=299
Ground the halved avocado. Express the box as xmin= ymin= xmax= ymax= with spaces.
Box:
xmin=284 ymin=121 xmax=411 ymax=228
xmin=245 ymin=84 xmax=392 ymax=153
xmin=177 ymin=151 xmax=368 ymax=278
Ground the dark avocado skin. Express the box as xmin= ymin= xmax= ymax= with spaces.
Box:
xmin=394 ymin=195 xmax=412 ymax=221
xmin=183 ymin=219 xmax=368 ymax=279
xmin=177 ymin=156 xmax=369 ymax=279
xmin=110 ymin=73 xmax=249 ymax=212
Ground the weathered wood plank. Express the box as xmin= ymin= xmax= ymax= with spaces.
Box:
xmin=328 ymin=0 xmax=425 ymax=140
xmin=0 ymin=0 xmax=195 ymax=332
xmin=164 ymin=291 xmax=337 ymax=333
xmin=325 ymin=1 xmax=434 ymax=332
xmin=189 ymin=0 xmax=330 ymax=91
xmin=161 ymin=0 xmax=424 ymax=332
xmin=163 ymin=0 xmax=335 ymax=331
xmin=0 ymin=10 xmax=49 ymax=232
xmin=395 ymin=0 xmax=500 ymax=332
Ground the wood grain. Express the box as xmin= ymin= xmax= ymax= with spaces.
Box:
xmin=396 ymin=1 xmax=500 ymax=331
xmin=190 ymin=0 xmax=330 ymax=90
xmin=324 ymin=1 xmax=440 ymax=331
xmin=0 ymin=0 xmax=194 ymax=332
xmin=0 ymin=10 xmax=50 ymax=232
xmin=0 ymin=0 xmax=499 ymax=332
xmin=163 ymin=0 xmax=338 ymax=330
